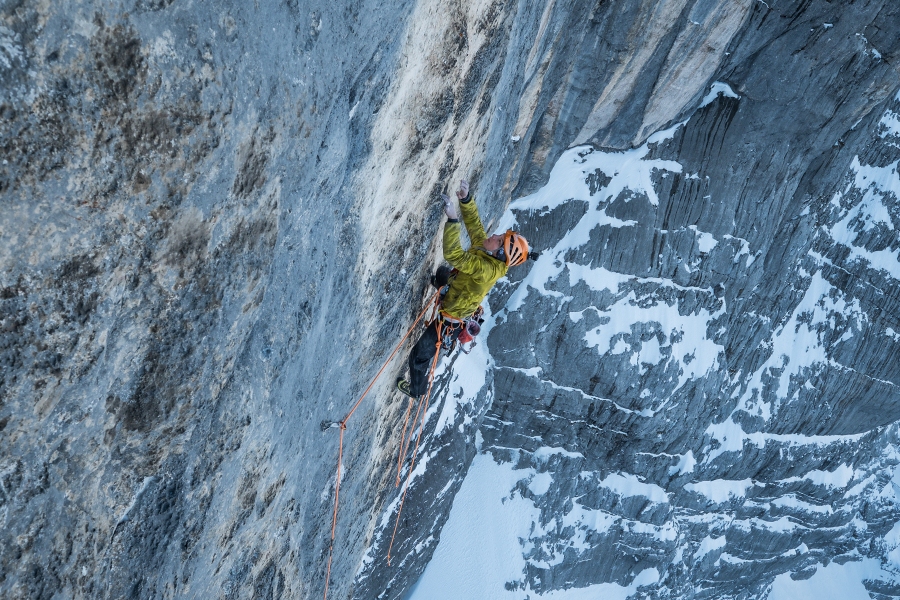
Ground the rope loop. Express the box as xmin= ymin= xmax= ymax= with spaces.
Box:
xmin=322 ymin=290 xmax=441 ymax=600
xmin=387 ymin=319 xmax=443 ymax=564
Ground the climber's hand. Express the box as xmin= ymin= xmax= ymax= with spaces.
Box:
xmin=441 ymin=193 xmax=459 ymax=220
xmin=456 ymin=179 xmax=469 ymax=200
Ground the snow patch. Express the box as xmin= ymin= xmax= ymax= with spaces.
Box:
xmin=723 ymin=234 xmax=751 ymax=265
xmin=883 ymin=521 xmax=900 ymax=570
xmin=732 ymin=515 xmax=799 ymax=534
xmin=704 ymin=418 xmax=865 ymax=464
xmin=696 ymin=535 xmax=726 ymax=559
xmin=647 ymin=120 xmax=688 ymax=145
xmin=688 ymin=225 xmax=718 ymax=253
xmin=737 ymin=271 xmax=865 ymax=420
xmin=804 ymin=464 xmax=854 ymax=489
xmin=669 ymin=451 xmax=696 ymax=476
xmin=582 ymin=289 xmax=724 ymax=392
xmin=770 ymin=495 xmax=833 ymax=515
xmin=528 ymin=472 xmax=553 ymax=495
xmin=520 ymin=568 xmax=660 ymax=600
xmin=699 ymin=81 xmax=740 ymax=108
xmin=406 ymin=455 xmax=539 ymax=599
xmin=766 ymin=557 xmax=892 ymax=600
xmin=565 ymin=262 xmax=632 ymax=293
xmin=879 ymin=110 xmax=900 ymax=138
xmin=563 ymin=496 xmax=677 ymax=542
xmin=596 ymin=471 xmax=669 ymax=503
xmin=533 ymin=446 xmax=584 ymax=460
xmin=684 ymin=478 xmax=754 ymax=503
xmin=827 ymin=157 xmax=900 ymax=274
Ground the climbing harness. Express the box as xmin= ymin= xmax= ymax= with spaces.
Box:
xmin=322 ymin=290 xmax=441 ymax=600
xmin=437 ymin=314 xmax=463 ymax=352
xmin=433 ymin=303 xmax=482 ymax=354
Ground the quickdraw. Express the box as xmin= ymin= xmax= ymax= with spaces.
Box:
xmin=435 ymin=305 xmax=483 ymax=354
xmin=457 ymin=305 xmax=484 ymax=354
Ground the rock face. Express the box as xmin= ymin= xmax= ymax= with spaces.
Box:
xmin=1 ymin=1 xmax=899 ymax=600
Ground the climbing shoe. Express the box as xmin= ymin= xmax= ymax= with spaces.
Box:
xmin=396 ymin=378 xmax=416 ymax=398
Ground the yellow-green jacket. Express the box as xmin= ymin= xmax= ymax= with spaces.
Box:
xmin=441 ymin=196 xmax=508 ymax=319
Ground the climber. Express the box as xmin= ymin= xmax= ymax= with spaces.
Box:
xmin=396 ymin=179 xmax=534 ymax=398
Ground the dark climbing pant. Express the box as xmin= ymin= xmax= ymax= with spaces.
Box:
xmin=408 ymin=321 xmax=459 ymax=397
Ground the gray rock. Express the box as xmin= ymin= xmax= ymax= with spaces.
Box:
xmin=1 ymin=0 xmax=899 ymax=599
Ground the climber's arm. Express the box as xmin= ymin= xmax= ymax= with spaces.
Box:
xmin=443 ymin=220 xmax=491 ymax=277
xmin=459 ymin=194 xmax=487 ymax=248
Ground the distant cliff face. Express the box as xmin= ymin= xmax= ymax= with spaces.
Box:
xmin=1 ymin=1 xmax=899 ymax=600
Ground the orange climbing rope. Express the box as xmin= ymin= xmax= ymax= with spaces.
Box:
xmin=387 ymin=320 xmax=443 ymax=565
xmin=394 ymin=396 xmax=417 ymax=486
xmin=395 ymin=393 xmax=424 ymax=487
xmin=323 ymin=290 xmax=441 ymax=600
xmin=393 ymin=310 xmax=449 ymax=487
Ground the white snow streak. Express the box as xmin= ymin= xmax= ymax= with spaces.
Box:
xmin=592 ymin=471 xmax=669 ymax=503
xmin=737 ymin=271 xmax=864 ymax=420
xmin=699 ymin=81 xmax=740 ymax=108
xmin=684 ymin=478 xmax=754 ymax=503
xmin=502 ymin=141 xmax=682 ymax=312
xmin=704 ymin=418 xmax=866 ymax=464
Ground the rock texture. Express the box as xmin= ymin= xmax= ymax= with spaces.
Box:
xmin=1 ymin=0 xmax=899 ymax=599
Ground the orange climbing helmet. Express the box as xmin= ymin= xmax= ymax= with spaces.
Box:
xmin=501 ymin=230 xmax=529 ymax=266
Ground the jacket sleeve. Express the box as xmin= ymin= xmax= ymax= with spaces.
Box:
xmin=443 ymin=221 xmax=494 ymax=278
xmin=458 ymin=194 xmax=487 ymax=248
